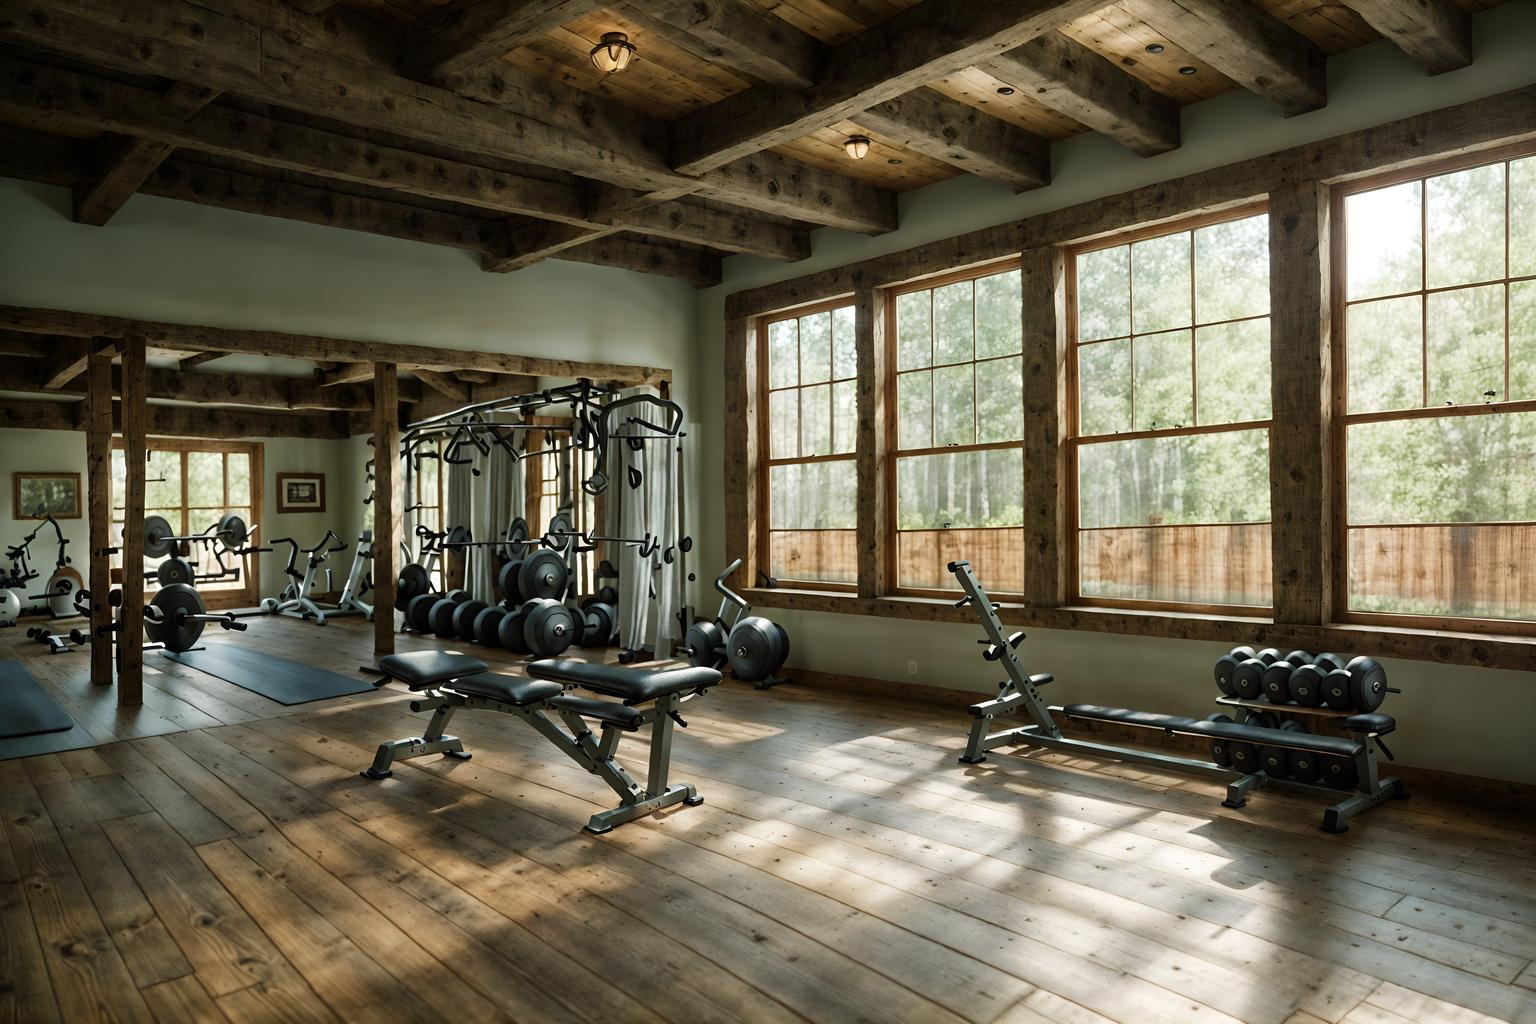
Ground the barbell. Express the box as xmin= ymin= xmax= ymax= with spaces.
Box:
xmin=142 ymin=583 xmax=249 ymax=651
xmin=144 ymin=513 xmax=249 ymax=559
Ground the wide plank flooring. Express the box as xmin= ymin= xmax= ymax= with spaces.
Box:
xmin=2 ymin=615 xmax=1534 ymax=1024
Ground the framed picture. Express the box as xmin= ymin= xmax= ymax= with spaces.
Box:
xmin=13 ymin=472 xmax=82 ymax=520
xmin=276 ymin=473 xmax=326 ymax=514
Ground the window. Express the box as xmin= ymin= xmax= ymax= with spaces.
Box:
xmin=111 ymin=439 xmax=262 ymax=609
xmin=530 ymin=427 xmax=564 ymax=534
xmin=759 ymin=300 xmax=858 ymax=586
xmin=1336 ymin=150 xmax=1536 ymax=628
xmin=1069 ymin=207 xmax=1273 ymax=610
xmin=888 ymin=262 xmax=1024 ymax=593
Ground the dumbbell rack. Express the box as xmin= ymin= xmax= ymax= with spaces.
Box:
xmin=1215 ymin=696 xmax=1357 ymax=720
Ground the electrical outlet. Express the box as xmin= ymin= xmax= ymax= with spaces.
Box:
xmin=907 ymin=660 xmax=918 ymax=676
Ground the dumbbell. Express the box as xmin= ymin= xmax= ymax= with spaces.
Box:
xmin=1231 ymin=657 xmax=1267 ymax=699
xmin=472 ymin=605 xmax=508 ymax=647
xmin=1319 ymin=754 xmax=1359 ymax=791
xmin=406 ymin=592 xmax=441 ymax=633
xmin=1288 ymin=664 xmax=1326 ymax=707
xmin=1213 ymin=645 xmax=1255 ymax=696
xmin=576 ymin=601 xmax=616 ymax=648
xmin=26 ymin=626 xmax=52 ymax=641
xmin=497 ymin=601 xmax=534 ymax=654
xmin=452 ymin=600 xmax=488 ymax=641
xmin=1313 ymin=652 xmax=1347 ymax=672
xmin=67 ymin=628 xmax=92 ymax=646
xmin=1260 ymin=720 xmax=1306 ymax=778
xmin=427 ymin=590 xmax=470 ymax=638
xmin=1286 ymin=723 xmax=1322 ymax=784
xmin=523 ymin=598 xmax=576 ymax=657
xmin=1320 ymin=656 xmax=1397 ymax=711
xmin=1206 ymin=713 xmax=1234 ymax=767
xmin=1260 ymin=651 xmax=1313 ymax=702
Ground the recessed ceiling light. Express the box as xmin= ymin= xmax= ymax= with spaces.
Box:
xmin=589 ymin=32 xmax=636 ymax=73
xmin=1145 ymin=43 xmax=1165 ymax=54
xmin=1179 ymin=65 xmax=1197 ymax=75
xmin=843 ymin=135 xmax=871 ymax=160
xmin=996 ymin=86 xmax=1015 ymax=96
xmin=888 ymin=158 xmax=903 ymax=165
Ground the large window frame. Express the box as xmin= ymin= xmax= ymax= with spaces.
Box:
xmin=883 ymin=258 xmax=1026 ymax=599
xmin=1330 ymin=143 xmax=1536 ymax=636
xmin=1065 ymin=203 xmax=1274 ymax=616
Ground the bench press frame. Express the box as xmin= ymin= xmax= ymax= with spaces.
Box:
xmin=950 ymin=562 xmax=1405 ymax=832
xmin=362 ymin=682 xmax=705 ymax=834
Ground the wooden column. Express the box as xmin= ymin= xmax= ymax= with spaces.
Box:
xmin=853 ymin=286 xmax=889 ymax=598
xmin=722 ymin=317 xmax=757 ymax=576
xmin=1268 ymin=181 xmax=1333 ymax=625
xmin=373 ymin=361 xmax=399 ymax=656
xmin=1020 ymin=248 xmax=1069 ymax=608
xmin=118 ymin=335 xmax=147 ymax=706
xmin=84 ymin=340 xmax=114 ymax=687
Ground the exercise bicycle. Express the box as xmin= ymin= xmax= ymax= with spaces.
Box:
xmin=6 ymin=513 xmax=79 ymax=619
xmin=262 ymin=530 xmax=369 ymax=624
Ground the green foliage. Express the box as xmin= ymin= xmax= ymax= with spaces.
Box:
xmin=896 ymin=449 xmax=1024 ymax=530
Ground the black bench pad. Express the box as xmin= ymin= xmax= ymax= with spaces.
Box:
xmin=449 ymin=673 xmax=564 ymax=707
xmin=529 ymin=659 xmax=722 ymax=703
xmin=1341 ymin=713 xmax=1395 ymax=735
xmin=549 ymin=693 xmax=642 ymax=730
xmin=1061 ymin=704 xmax=1362 ymax=757
xmin=378 ymin=651 xmax=488 ymax=690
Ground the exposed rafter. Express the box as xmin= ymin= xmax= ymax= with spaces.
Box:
xmin=317 ymin=362 xmax=375 ymax=386
xmin=10 ymin=360 xmax=415 ymax=410
xmin=667 ymin=0 xmax=1105 ymax=174
xmin=853 ymin=88 xmax=1050 ymax=192
xmin=41 ymin=340 xmax=96 ymax=389
xmin=1132 ymin=0 xmax=1326 ymax=116
xmin=401 ymin=0 xmax=605 ymax=80
xmin=413 ymin=369 xmax=470 ymax=403
xmin=177 ymin=352 xmax=224 ymax=371
xmin=616 ymin=0 xmax=823 ymax=89
xmin=1337 ymin=0 xmax=1472 ymax=74
xmin=980 ymin=34 xmax=1182 ymax=157
xmin=73 ymin=81 xmax=217 ymax=226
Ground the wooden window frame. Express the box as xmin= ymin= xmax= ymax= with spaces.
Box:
xmin=883 ymin=258 xmax=1026 ymax=599
xmin=1330 ymin=141 xmax=1536 ymax=636
xmin=757 ymin=296 xmax=860 ymax=592
xmin=1064 ymin=202 xmax=1274 ymax=615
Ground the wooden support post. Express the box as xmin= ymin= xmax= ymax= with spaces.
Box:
xmin=722 ymin=317 xmax=757 ymax=578
xmin=85 ymin=340 xmax=114 ymax=687
xmin=118 ymin=335 xmax=147 ymax=706
xmin=373 ymin=361 xmax=399 ymax=656
xmin=1021 ymin=248 xmax=1069 ymax=608
xmin=854 ymin=287 xmax=888 ymax=598
xmin=1268 ymin=181 xmax=1332 ymax=625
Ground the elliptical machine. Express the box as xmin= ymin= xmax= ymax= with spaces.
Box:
xmin=262 ymin=530 xmax=371 ymax=624
xmin=6 ymin=514 xmax=80 ymax=619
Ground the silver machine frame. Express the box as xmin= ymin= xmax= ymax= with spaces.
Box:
xmin=362 ymin=683 xmax=705 ymax=834
xmin=950 ymin=561 xmax=1405 ymax=832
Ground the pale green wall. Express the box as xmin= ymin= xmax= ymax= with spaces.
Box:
xmin=693 ymin=4 xmax=1536 ymax=784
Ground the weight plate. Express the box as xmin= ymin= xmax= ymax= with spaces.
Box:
xmin=1345 ymin=656 xmax=1389 ymax=712
xmin=157 ymin=558 xmax=195 ymax=587
xmin=597 ymin=585 xmax=619 ymax=606
xmin=1283 ymin=649 xmax=1312 ymax=667
xmin=473 ymin=607 xmax=506 ymax=647
xmin=524 ymin=599 xmax=576 ymax=658
xmin=1205 ymin=714 xmax=1233 ymax=767
xmin=498 ymin=608 xmax=531 ymax=653
xmin=1259 ymin=745 xmax=1288 ymax=777
xmin=685 ymin=619 xmax=726 ymax=668
xmin=1321 ymin=668 xmax=1354 ymax=710
xmin=577 ymin=602 xmax=614 ymax=648
xmin=1313 ymin=652 xmax=1347 ymax=672
xmin=396 ymin=563 xmax=430 ymax=610
xmin=727 ymin=616 xmax=780 ymax=682
xmin=1231 ymin=658 xmax=1266 ymax=700
xmin=1229 ymin=645 xmax=1256 ymax=661
xmin=1260 ymin=662 xmax=1294 ymax=704
xmin=518 ymin=549 xmax=567 ymax=601
xmin=428 ymin=598 xmax=460 ymax=638
xmin=1289 ymin=664 xmax=1325 ymax=707
xmin=1245 ymin=710 xmax=1278 ymax=731
xmin=501 ymin=517 xmax=529 ymax=560
xmin=216 ymin=513 xmax=248 ymax=548
xmin=144 ymin=514 xmax=176 ymax=560
xmin=406 ymin=593 xmax=439 ymax=633
xmin=547 ymin=511 xmax=573 ymax=544
xmin=1255 ymin=648 xmax=1282 ymax=665
xmin=444 ymin=525 xmax=472 ymax=547
xmin=1287 ymin=749 xmax=1321 ymax=784
xmin=1320 ymin=754 xmax=1359 ymax=791
xmin=1227 ymin=741 xmax=1259 ymax=775
xmin=453 ymin=600 xmax=488 ymax=641
xmin=499 ymin=561 xmax=523 ymax=605
xmin=1213 ymin=655 xmax=1240 ymax=697
xmin=772 ymin=623 xmax=789 ymax=672
xmin=149 ymin=582 xmax=205 ymax=653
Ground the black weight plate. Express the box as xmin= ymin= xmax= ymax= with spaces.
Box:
xmin=501 ymin=517 xmax=529 ymax=559
xmin=727 ymin=616 xmax=780 ymax=682
xmin=1320 ymin=755 xmax=1359 ymax=791
xmin=473 ymin=607 xmax=506 ymax=647
xmin=406 ymin=593 xmax=438 ymax=633
xmin=216 ymin=513 xmax=248 ymax=548
xmin=396 ymin=563 xmax=430 ymax=610
xmin=499 ymin=561 xmax=523 ymax=604
xmin=444 ymin=589 xmax=470 ymax=604
xmin=1229 ymin=645 xmax=1256 ymax=661
xmin=1345 ymin=656 xmax=1390 ymax=711
xmin=144 ymin=514 xmax=177 ymax=559
xmin=1321 ymin=668 xmax=1354 ymax=710
xmin=1255 ymin=648 xmax=1282 ymax=665
xmin=772 ymin=623 xmax=789 ymax=671
xmin=157 ymin=558 xmax=194 ymax=587
xmin=685 ymin=619 xmax=725 ymax=667
xmin=1213 ymin=655 xmax=1239 ymax=697
xmin=1245 ymin=710 xmax=1278 ymax=731
xmin=1287 ymin=748 xmax=1322 ymax=784
xmin=1289 ymin=664 xmax=1325 ymax=707
xmin=1313 ymin=652 xmax=1347 ymax=672
xmin=1259 ymin=745 xmax=1288 ymax=777
xmin=577 ymin=603 xmax=614 ymax=648
xmin=597 ymin=585 xmax=619 ymax=606
xmin=498 ymin=608 xmax=531 ymax=653
xmin=428 ymin=598 xmax=460 ymax=637
xmin=1227 ymin=742 xmax=1259 ymax=775
xmin=149 ymin=583 xmax=205 ymax=653
xmin=453 ymin=600 xmax=487 ymax=641
xmin=1231 ymin=658 xmax=1266 ymax=700
xmin=1260 ymin=662 xmax=1295 ymax=704
xmin=1206 ymin=714 xmax=1234 ymax=767
xmin=524 ymin=600 xmax=576 ymax=658
xmin=1283 ymin=649 xmax=1312 ymax=667
xmin=519 ymin=550 xmax=567 ymax=601
xmin=444 ymin=525 xmax=472 ymax=547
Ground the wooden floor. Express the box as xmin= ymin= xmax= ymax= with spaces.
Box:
xmin=2 ymin=616 xmax=1534 ymax=1024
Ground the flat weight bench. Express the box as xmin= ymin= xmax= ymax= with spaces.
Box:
xmin=361 ymin=651 xmax=722 ymax=834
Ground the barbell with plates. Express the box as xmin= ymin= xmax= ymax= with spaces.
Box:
xmin=143 ymin=583 xmax=248 ymax=652
xmin=157 ymin=558 xmax=196 ymax=587
xmin=523 ymin=598 xmax=576 ymax=657
xmin=726 ymin=616 xmax=789 ymax=683
xmin=518 ymin=549 xmax=568 ymax=601
xmin=577 ymin=601 xmax=616 ymax=648
xmin=683 ymin=617 xmax=728 ymax=669
xmin=396 ymin=563 xmax=432 ymax=611
xmin=143 ymin=513 xmax=249 ymax=560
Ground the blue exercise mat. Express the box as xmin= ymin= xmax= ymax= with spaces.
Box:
xmin=165 ymin=643 xmax=375 ymax=705
xmin=0 ymin=659 xmax=75 ymax=738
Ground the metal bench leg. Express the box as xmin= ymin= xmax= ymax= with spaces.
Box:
xmin=360 ymin=693 xmax=468 ymax=779
xmin=1222 ymin=772 xmax=1266 ymax=809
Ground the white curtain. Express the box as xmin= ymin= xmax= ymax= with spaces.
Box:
xmin=607 ymin=386 xmax=680 ymax=653
xmin=446 ymin=425 xmax=524 ymax=606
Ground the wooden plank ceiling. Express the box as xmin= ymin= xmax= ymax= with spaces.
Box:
xmin=0 ymin=0 xmax=1501 ymax=287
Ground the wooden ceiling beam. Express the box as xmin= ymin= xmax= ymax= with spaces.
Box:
xmin=584 ymin=185 xmax=811 ymax=261
xmin=316 ymin=362 xmax=375 ymax=386
xmin=177 ymin=352 xmax=224 ymax=371
xmin=41 ymin=340 xmax=96 ymax=389
xmin=0 ymin=0 xmax=893 ymax=233
xmin=73 ymin=81 xmax=218 ymax=226
xmin=616 ymin=0 xmax=823 ymax=89
xmin=0 ymin=397 xmax=350 ymax=439
xmin=853 ymin=87 xmax=1050 ymax=192
xmin=413 ymin=369 xmax=470 ymax=403
xmin=0 ymin=329 xmax=59 ymax=357
xmin=980 ymin=34 xmax=1182 ymax=157
xmin=558 ymin=235 xmax=724 ymax=290
xmin=1337 ymin=0 xmax=1472 ymax=74
xmin=483 ymin=221 xmax=623 ymax=273
xmin=1132 ymin=0 xmax=1326 ymax=116
xmin=401 ymin=0 xmax=604 ymax=79
xmin=667 ymin=0 xmax=1105 ymax=175
xmin=9 ymin=359 xmax=416 ymax=410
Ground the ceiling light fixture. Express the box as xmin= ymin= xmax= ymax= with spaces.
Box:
xmin=1179 ymin=65 xmax=1197 ymax=75
xmin=1145 ymin=43 xmax=1165 ymax=54
xmin=996 ymin=86 xmax=1015 ymax=96
xmin=590 ymin=32 xmax=636 ymax=73
xmin=843 ymin=135 xmax=871 ymax=160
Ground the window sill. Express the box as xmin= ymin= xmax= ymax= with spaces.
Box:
xmin=738 ymin=588 xmax=1535 ymax=671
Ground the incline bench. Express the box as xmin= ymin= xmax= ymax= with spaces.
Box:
xmin=949 ymin=562 xmax=1406 ymax=832
xmin=362 ymin=651 xmax=721 ymax=834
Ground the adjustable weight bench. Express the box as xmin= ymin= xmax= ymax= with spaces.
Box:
xmin=361 ymin=651 xmax=721 ymax=834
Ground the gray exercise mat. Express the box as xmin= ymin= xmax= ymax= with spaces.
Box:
xmin=164 ymin=643 xmax=375 ymax=705
xmin=0 ymin=660 xmax=76 ymax=739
